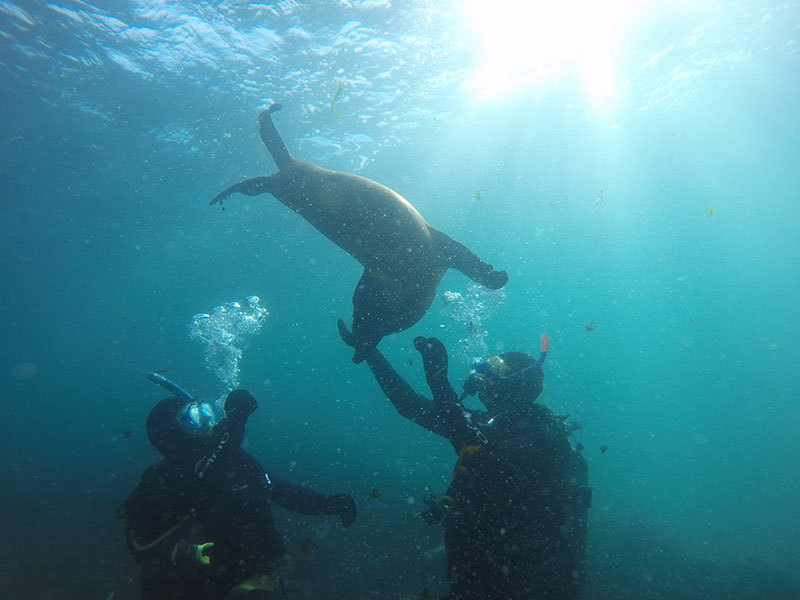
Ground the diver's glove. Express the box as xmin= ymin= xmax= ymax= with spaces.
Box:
xmin=413 ymin=337 xmax=457 ymax=404
xmin=330 ymin=493 xmax=358 ymax=528
xmin=171 ymin=539 xmax=215 ymax=567
xmin=225 ymin=389 xmax=257 ymax=424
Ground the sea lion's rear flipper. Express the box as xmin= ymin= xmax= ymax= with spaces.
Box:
xmin=338 ymin=317 xmax=374 ymax=362
xmin=350 ymin=269 xmax=394 ymax=363
xmin=337 ymin=318 xmax=355 ymax=348
xmin=432 ymin=228 xmax=509 ymax=290
xmin=258 ymin=104 xmax=293 ymax=170
xmin=209 ymin=176 xmax=275 ymax=206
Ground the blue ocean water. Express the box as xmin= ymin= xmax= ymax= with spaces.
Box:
xmin=1 ymin=1 xmax=799 ymax=598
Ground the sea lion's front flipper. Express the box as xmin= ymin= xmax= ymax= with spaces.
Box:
xmin=209 ymin=176 xmax=275 ymax=206
xmin=258 ymin=104 xmax=293 ymax=170
xmin=432 ymin=228 xmax=509 ymax=290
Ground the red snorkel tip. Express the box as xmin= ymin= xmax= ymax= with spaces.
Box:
xmin=535 ymin=332 xmax=549 ymax=367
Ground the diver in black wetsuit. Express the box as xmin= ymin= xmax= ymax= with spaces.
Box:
xmin=119 ymin=385 xmax=357 ymax=600
xmin=339 ymin=322 xmax=590 ymax=600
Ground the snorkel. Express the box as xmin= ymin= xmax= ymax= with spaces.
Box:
xmin=146 ymin=371 xmax=195 ymax=402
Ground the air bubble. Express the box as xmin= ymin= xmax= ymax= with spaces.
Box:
xmin=442 ymin=283 xmax=505 ymax=364
xmin=189 ymin=295 xmax=269 ymax=391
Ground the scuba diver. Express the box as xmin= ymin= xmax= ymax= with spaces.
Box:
xmin=119 ymin=374 xmax=358 ymax=600
xmin=339 ymin=321 xmax=591 ymax=599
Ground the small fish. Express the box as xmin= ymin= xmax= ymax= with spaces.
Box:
xmin=706 ymin=204 xmax=715 ymax=218
xmin=600 ymin=444 xmax=609 ymax=454
xmin=330 ymin=79 xmax=343 ymax=116
xmin=367 ymin=488 xmax=381 ymax=499
xmin=690 ymin=318 xmax=695 ymax=324
xmin=409 ymin=359 xmax=414 ymax=367
xmin=567 ymin=420 xmax=582 ymax=433
xmin=472 ymin=190 xmax=482 ymax=200
xmin=576 ymin=442 xmax=584 ymax=451
xmin=120 ymin=430 xmax=132 ymax=440
xmin=584 ymin=323 xmax=595 ymax=332
xmin=300 ymin=536 xmax=316 ymax=555
xmin=593 ymin=190 xmax=604 ymax=213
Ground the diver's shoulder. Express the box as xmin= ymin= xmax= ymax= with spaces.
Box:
xmin=234 ymin=447 xmax=268 ymax=474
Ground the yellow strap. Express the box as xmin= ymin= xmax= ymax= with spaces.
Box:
xmin=130 ymin=516 xmax=189 ymax=552
xmin=225 ymin=575 xmax=278 ymax=598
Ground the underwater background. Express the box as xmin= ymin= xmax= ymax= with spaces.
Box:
xmin=1 ymin=1 xmax=799 ymax=598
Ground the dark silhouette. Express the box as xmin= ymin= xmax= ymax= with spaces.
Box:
xmin=340 ymin=324 xmax=590 ymax=599
xmin=210 ymin=104 xmax=508 ymax=363
xmin=119 ymin=389 xmax=357 ymax=600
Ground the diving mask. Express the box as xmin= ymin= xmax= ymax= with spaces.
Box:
xmin=177 ymin=401 xmax=217 ymax=434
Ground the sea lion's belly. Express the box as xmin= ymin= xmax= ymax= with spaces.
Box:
xmin=276 ymin=162 xmax=437 ymax=267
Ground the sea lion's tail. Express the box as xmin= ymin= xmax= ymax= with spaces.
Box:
xmin=258 ymin=104 xmax=293 ymax=170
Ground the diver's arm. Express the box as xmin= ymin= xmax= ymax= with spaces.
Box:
xmin=271 ymin=477 xmax=357 ymax=527
xmin=363 ymin=348 xmax=449 ymax=435
xmin=192 ymin=389 xmax=257 ymax=481
xmin=413 ymin=336 xmax=459 ymax=405
xmin=338 ymin=319 xmax=448 ymax=436
xmin=410 ymin=336 xmax=488 ymax=449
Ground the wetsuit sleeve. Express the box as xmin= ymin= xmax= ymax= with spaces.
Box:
xmin=191 ymin=389 xmax=256 ymax=479
xmin=172 ymin=416 xmax=243 ymax=486
xmin=270 ymin=477 xmax=350 ymax=516
xmin=363 ymin=349 xmax=450 ymax=437
xmin=191 ymin=388 xmax=257 ymax=481
xmin=363 ymin=346 xmax=485 ymax=451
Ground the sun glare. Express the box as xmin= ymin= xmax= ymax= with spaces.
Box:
xmin=460 ymin=0 xmax=648 ymax=107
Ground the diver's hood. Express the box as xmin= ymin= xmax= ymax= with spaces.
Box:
xmin=146 ymin=396 xmax=194 ymax=457
xmin=145 ymin=372 xmax=217 ymax=457
xmin=147 ymin=396 xmax=220 ymax=458
xmin=461 ymin=333 xmax=549 ymax=403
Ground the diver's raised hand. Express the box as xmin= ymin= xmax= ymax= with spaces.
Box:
xmin=225 ymin=389 xmax=257 ymax=424
xmin=414 ymin=337 xmax=447 ymax=371
xmin=414 ymin=336 xmax=456 ymax=403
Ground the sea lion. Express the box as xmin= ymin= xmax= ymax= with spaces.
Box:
xmin=211 ymin=103 xmax=508 ymax=362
